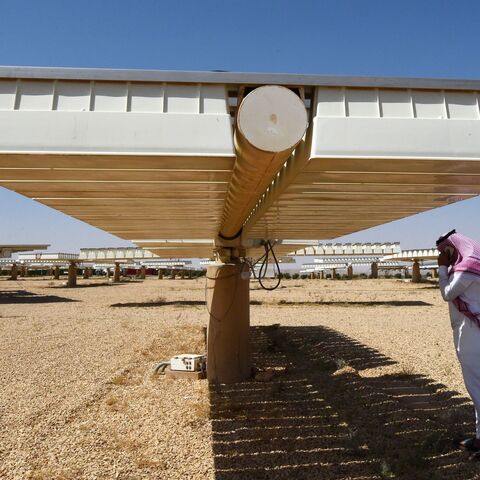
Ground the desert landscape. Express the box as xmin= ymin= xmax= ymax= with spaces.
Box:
xmin=1 ymin=276 xmax=479 ymax=480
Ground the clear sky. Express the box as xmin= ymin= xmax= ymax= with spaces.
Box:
xmin=1 ymin=0 xmax=480 ymax=252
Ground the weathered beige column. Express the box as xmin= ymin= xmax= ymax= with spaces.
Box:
xmin=54 ymin=265 xmax=60 ymax=280
xmin=347 ymin=265 xmax=353 ymax=279
xmin=170 ymin=269 xmax=176 ymax=280
xmin=83 ymin=268 xmax=89 ymax=279
xmin=157 ymin=268 xmax=163 ymax=279
xmin=114 ymin=262 xmax=121 ymax=282
xmin=319 ymin=270 xmax=324 ymax=280
xmin=412 ymin=260 xmax=421 ymax=283
xmin=20 ymin=265 xmax=26 ymax=277
xmin=371 ymin=262 xmax=378 ymax=279
xmin=139 ymin=266 xmax=146 ymax=279
xmin=431 ymin=268 xmax=437 ymax=279
xmin=331 ymin=268 xmax=336 ymax=280
xmin=67 ymin=261 xmax=77 ymax=288
xmin=47 ymin=267 xmax=53 ymax=277
xmin=9 ymin=263 xmax=18 ymax=280
xmin=206 ymin=261 xmax=251 ymax=383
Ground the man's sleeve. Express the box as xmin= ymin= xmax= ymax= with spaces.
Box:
xmin=439 ymin=266 xmax=473 ymax=301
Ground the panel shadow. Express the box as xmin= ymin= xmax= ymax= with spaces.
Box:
xmin=210 ymin=325 xmax=476 ymax=480
xmin=0 ymin=289 xmax=78 ymax=304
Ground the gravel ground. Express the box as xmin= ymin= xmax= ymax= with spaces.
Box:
xmin=0 ymin=276 xmax=479 ymax=479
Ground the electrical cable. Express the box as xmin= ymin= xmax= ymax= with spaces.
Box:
xmin=247 ymin=240 xmax=282 ymax=291
xmin=154 ymin=361 xmax=170 ymax=375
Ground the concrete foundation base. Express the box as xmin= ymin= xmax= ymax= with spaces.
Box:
xmin=206 ymin=261 xmax=251 ymax=384
xmin=165 ymin=367 xmax=206 ymax=380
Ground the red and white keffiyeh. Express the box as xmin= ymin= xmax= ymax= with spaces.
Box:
xmin=437 ymin=232 xmax=480 ymax=327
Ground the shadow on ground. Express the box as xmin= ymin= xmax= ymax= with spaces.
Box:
xmin=210 ymin=325 xmax=476 ymax=480
xmin=46 ymin=282 xmax=127 ymax=289
xmin=111 ymin=300 xmax=264 ymax=308
xmin=276 ymin=300 xmax=432 ymax=307
xmin=111 ymin=300 xmax=206 ymax=308
xmin=0 ymin=289 xmax=78 ymax=304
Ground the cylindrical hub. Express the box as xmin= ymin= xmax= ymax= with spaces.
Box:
xmin=206 ymin=261 xmax=251 ymax=383
xmin=220 ymin=85 xmax=308 ymax=238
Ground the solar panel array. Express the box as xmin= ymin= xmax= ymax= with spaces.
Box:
xmin=1 ymin=68 xmax=480 ymax=257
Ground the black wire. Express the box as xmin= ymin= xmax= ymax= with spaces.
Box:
xmin=247 ymin=240 xmax=282 ymax=291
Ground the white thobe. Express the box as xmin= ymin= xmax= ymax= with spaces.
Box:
xmin=439 ymin=265 xmax=480 ymax=437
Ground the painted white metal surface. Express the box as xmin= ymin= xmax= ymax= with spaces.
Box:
xmin=311 ymin=88 xmax=480 ymax=159
xmin=18 ymin=252 xmax=78 ymax=261
xmin=301 ymin=261 xmax=404 ymax=273
xmin=293 ymin=243 xmax=400 ymax=256
xmin=0 ymin=80 xmax=233 ymax=155
xmin=79 ymin=247 xmax=160 ymax=261
xmin=382 ymin=248 xmax=439 ymax=261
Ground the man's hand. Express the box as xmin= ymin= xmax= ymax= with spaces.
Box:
xmin=438 ymin=251 xmax=450 ymax=267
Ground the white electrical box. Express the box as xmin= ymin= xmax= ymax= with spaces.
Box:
xmin=170 ymin=354 xmax=206 ymax=372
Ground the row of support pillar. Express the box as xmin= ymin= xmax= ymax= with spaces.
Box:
xmin=4 ymin=264 xmax=198 ymax=283
xmin=306 ymin=260 xmax=433 ymax=283
xmin=306 ymin=262 xmax=377 ymax=280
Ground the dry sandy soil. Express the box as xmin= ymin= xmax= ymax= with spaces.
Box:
xmin=1 ymin=275 xmax=479 ymax=480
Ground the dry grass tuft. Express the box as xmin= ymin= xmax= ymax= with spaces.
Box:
xmin=28 ymin=466 xmax=81 ymax=480
xmin=191 ymin=400 xmax=210 ymax=422
xmin=135 ymin=455 xmax=167 ymax=470
xmin=395 ymin=362 xmax=416 ymax=379
xmin=105 ymin=395 xmax=128 ymax=412
xmin=112 ymin=433 xmax=141 ymax=452
xmin=142 ymin=326 xmax=205 ymax=361
xmin=110 ymin=369 xmax=141 ymax=387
